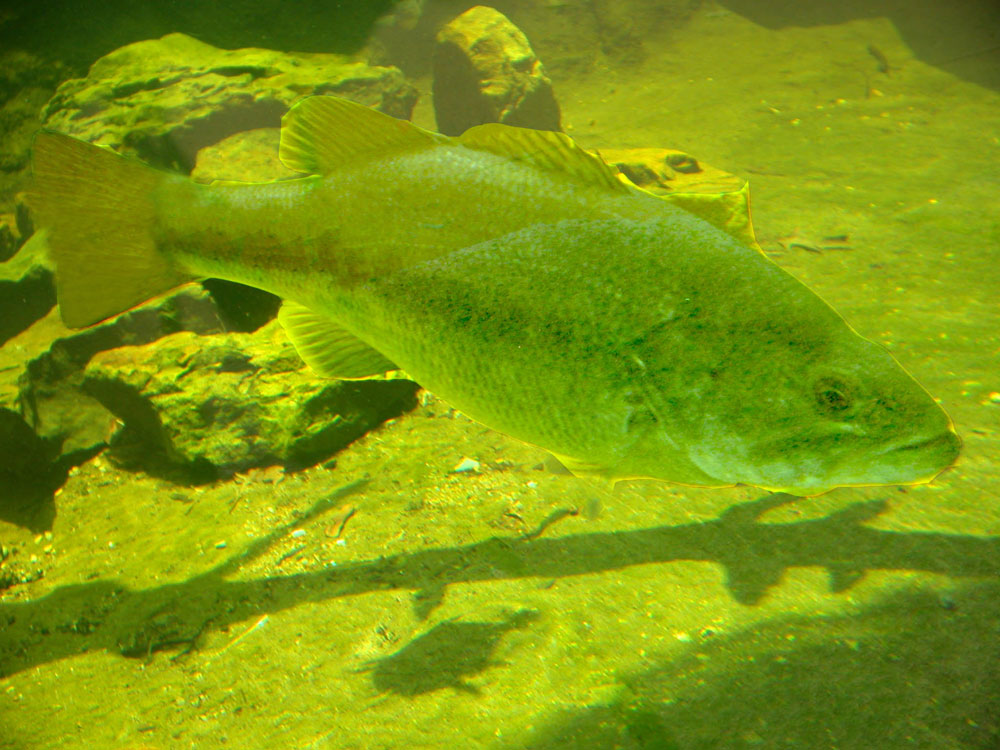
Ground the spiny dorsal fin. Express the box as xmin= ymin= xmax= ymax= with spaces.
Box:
xmin=658 ymin=182 xmax=759 ymax=251
xmin=279 ymin=96 xmax=443 ymax=175
xmin=459 ymin=123 xmax=629 ymax=193
xmin=278 ymin=300 xmax=407 ymax=380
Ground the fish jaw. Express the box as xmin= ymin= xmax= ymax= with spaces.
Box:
xmin=868 ymin=426 xmax=962 ymax=486
xmin=700 ymin=413 xmax=962 ymax=497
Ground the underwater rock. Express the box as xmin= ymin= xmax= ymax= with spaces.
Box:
xmin=0 ymin=404 xmax=57 ymax=484
xmin=191 ymin=127 xmax=298 ymax=184
xmin=40 ymin=32 xmax=418 ymax=173
xmin=13 ymin=192 xmax=33 ymax=241
xmin=10 ymin=286 xmax=227 ymax=465
xmin=594 ymin=147 xmax=745 ymax=195
xmin=0 ymin=212 xmax=21 ymax=263
xmin=0 ymin=50 xmax=72 ymax=209
xmin=432 ymin=6 xmax=560 ymax=136
xmin=81 ymin=320 xmax=419 ymax=480
xmin=0 ymin=230 xmax=55 ymax=347
xmin=368 ymin=0 xmax=439 ymax=75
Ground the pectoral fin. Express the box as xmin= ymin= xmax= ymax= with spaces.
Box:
xmin=278 ymin=300 xmax=408 ymax=380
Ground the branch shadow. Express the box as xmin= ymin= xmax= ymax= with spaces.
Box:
xmin=1 ymin=492 xmax=998 ymax=680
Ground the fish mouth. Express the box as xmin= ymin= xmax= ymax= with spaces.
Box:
xmin=883 ymin=430 xmax=961 ymax=458
xmin=798 ymin=429 xmax=963 ymax=491
xmin=878 ymin=429 xmax=962 ymax=479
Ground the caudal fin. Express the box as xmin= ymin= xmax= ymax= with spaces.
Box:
xmin=27 ymin=132 xmax=192 ymax=328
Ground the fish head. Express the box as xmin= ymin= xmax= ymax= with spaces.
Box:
xmin=682 ymin=327 xmax=961 ymax=496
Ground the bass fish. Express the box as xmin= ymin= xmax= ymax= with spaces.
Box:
xmin=28 ymin=96 xmax=960 ymax=495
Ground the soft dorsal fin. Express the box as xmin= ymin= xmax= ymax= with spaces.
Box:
xmin=277 ymin=300 xmax=406 ymax=380
xmin=281 ymin=95 xmax=628 ymax=192
xmin=658 ymin=182 xmax=759 ymax=250
xmin=279 ymin=96 xmax=443 ymax=175
xmin=459 ymin=123 xmax=629 ymax=193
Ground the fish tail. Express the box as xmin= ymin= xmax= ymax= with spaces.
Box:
xmin=27 ymin=132 xmax=192 ymax=328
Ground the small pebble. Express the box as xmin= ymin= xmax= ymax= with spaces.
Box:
xmin=988 ymin=392 xmax=1000 ymax=405
xmin=291 ymin=529 xmax=306 ymax=538
xmin=215 ymin=540 xmax=227 ymax=549
xmin=452 ymin=457 xmax=480 ymax=473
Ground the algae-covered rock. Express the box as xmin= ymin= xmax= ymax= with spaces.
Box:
xmin=13 ymin=192 xmax=33 ymax=241
xmin=0 ymin=50 xmax=72 ymax=210
xmin=41 ymin=32 xmax=418 ymax=172
xmin=0 ymin=230 xmax=54 ymax=347
xmin=0 ymin=212 xmax=20 ymax=262
xmin=433 ymin=6 xmax=560 ymax=136
xmin=11 ymin=286 xmax=227 ymax=463
xmin=0 ymin=282 xmax=228 ymax=519
xmin=191 ymin=127 xmax=297 ymax=184
xmin=0 ymin=406 xmax=57 ymax=482
xmin=82 ymin=320 xmax=418 ymax=479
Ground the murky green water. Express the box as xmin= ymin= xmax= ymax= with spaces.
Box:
xmin=1 ymin=2 xmax=998 ymax=749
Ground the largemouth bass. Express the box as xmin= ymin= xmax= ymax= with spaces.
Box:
xmin=28 ymin=95 xmax=960 ymax=495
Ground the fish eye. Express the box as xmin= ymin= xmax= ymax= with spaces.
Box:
xmin=813 ymin=377 xmax=853 ymax=415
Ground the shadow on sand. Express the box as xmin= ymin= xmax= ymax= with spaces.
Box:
xmin=517 ymin=581 xmax=1000 ymax=749
xmin=2 ymin=491 xmax=998 ymax=681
